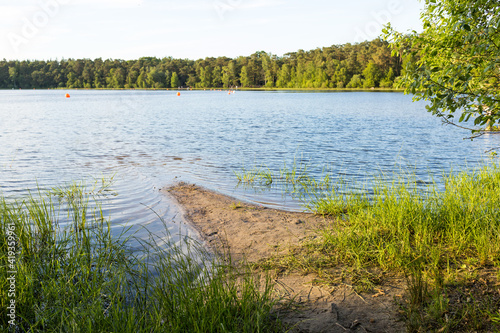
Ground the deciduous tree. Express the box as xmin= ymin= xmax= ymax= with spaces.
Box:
xmin=170 ymin=72 xmax=180 ymax=88
xmin=384 ymin=0 xmax=500 ymax=135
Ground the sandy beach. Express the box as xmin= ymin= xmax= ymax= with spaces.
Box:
xmin=164 ymin=182 xmax=406 ymax=333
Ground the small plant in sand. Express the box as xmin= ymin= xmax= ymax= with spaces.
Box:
xmin=230 ymin=201 xmax=245 ymax=210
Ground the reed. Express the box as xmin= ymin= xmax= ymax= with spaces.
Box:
xmin=234 ymin=167 xmax=274 ymax=186
xmin=237 ymin=161 xmax=500 ymax=268
xmin=0 ymin=182 xmax=283 ymax=332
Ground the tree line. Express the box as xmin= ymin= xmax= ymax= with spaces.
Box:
xmin=0 ymin=38 xmax=403 ymax=90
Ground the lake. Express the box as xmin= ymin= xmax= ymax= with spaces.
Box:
xmin=1 ymin=90 xmax=497 ymax=243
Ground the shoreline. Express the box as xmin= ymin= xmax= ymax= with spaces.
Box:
xmin=4 ymin=87 xmax=406 ymax=93
xmin=163 ymin=182 xmax=405 ymax=333
xmin=163 ymin=182 xmax=329 ymax=263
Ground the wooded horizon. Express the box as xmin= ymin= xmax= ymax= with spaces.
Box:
xmin=1 ymin=38 xmax=403 ymax=90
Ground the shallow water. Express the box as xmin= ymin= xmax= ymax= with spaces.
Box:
xmin=1 ymin=90 xmax=498 ymax=241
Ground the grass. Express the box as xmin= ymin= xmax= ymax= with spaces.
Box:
xmin=0 ymin=181 xmax=284 ymax=332
xmin=236 ymin=160 xmax=500 ymax=331
xmin=5 ymin=159 xmax=499 ymax=332
xmin=234 ymin=158 xmax=314 ymax=190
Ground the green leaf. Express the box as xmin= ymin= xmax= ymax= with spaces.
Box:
xmin=458 ymin=114 xmax=465 ymax=123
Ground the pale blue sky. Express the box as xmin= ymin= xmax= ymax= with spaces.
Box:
xmin=1 ymin=0 xmax=424 ymax=61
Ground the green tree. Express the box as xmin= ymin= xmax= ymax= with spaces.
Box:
xmin=66 ymin=71 xmax=78 ymax=88
xmin=147 ymin=68 xmax=166 ymax=88
xmin=0 ymin=64 xmax=10 ymax=87
xmin=332 ymin=64 xmax=348 ymax=88
xmin=276 ymin=64 xmax=291 ymax=88
xmin=346 ymin=74 xmax=363 ymax=88
xmin=137 ymin=70 xmax=147 ymax=88
xmin=228 ymin=61 xmax=238 ymax=87
xmin=384 ymin=0 xmax=500 ymax=134
xmin=31 ymin=70 xmax=47 ymax=88
xmin=212 ymin=66 xmax=222 ymax=88
xmin=171 ymin=72 xmax=180 ymax=88
xmin=0 ymin=39 xmax=403 ymax=91
xmin=199 ymin=66 xmax=212 ymax=88
xmin=264 ymin=69 xmax=274 ymax=88
xmin=362 ymin=62 xmax=381 ymax=88
xmin=8 ymin=66 xmax=18 ymax=88
xmin=222 ymin=66 xmax=231 ymax=88
xmin=304 ymin=62 xmax=316 ymax=88
xmin=240 ymin=66 xmax=250 ymax=87
xmin=295 ymin=61 xmax=306 ymax=88
xmin=126 ymin=70 xmax=139 ymax=88
xmin=186 ymin=74 xmax=197 ymax=87
xmin=82 ymin=62 xmax=94 ymax=88
xmin=261 ymin=53 xmax=276 ymax=87
xmin=315 ymin=68 xmax=328 ymax=88
xmin=379 ymin=68 xmax=395 ymax=88
xmin=106 ymin=68 xmax=126 ymax=88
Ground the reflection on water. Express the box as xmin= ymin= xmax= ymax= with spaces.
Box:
xmin=1 ymin=90 xmax=498 ymax=240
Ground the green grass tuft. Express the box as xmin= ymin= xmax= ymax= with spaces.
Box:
xmin=236 ymin=159 xmax=500 ymax=331
xmin=0 ymin=181 xmax=284 ymax=332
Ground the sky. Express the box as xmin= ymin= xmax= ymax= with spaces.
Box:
xmin=0 ymin=0 xmax=424 ymax=61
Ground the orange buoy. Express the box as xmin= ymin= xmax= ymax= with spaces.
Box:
xmin=65 ymin=93 xmax=70 ymax=98
xmin=177 ymin=92 xmax=181 ymax=96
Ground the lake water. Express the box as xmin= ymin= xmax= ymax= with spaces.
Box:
xmin=1 ymin=90 xmax=498 ymax=244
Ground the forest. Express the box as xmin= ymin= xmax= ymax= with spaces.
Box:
xmin=0 ymin=38 xmax=403 ymax=90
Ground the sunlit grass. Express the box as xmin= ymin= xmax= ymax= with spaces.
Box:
xmin=0 ymin=182 xmax=284 ymax=332
xmin=235 ymin=159 xmax=500 ymax=331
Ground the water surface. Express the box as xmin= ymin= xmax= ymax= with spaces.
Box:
xmin=1 ymin=90 xmax=497 ymax=241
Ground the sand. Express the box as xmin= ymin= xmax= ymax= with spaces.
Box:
xmin=164 ymin=182 xmax=406 ymax=333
